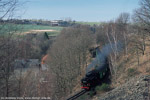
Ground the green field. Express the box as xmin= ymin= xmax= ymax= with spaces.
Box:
xmin=76 ymin=21 xmax=101 ymax=26
xmin=0 ymin=23 xmax=64 ymax=36
xmin=18 ymin=24 xmax=63 ymax=36
xmin=17 ymin=24 xmax=63 ymax=32
xmin=0 ymin=22 xmax=101 ymax=36
xmin=0 ymin=23 xmax=63 ymax=31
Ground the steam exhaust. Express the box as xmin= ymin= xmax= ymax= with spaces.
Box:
xmin=86 ymin=42 xmax=124 ymax=73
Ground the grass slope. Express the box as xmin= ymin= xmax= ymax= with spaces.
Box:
xmin=18 ymin=24 xmax=63 ymax=32
xmin=0 ymin=23 xmax=63 ymax=36
xmin=76 ymin=21 xmax=101 ymax=26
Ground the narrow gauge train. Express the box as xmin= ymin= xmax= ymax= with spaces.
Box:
xmin=81 ymin=48 xmax=110 ymax=90
xmin=81 ymin=63 xmax=109 ymax=90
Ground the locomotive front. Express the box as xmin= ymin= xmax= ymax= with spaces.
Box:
xmin=81 ymin=70 xmax=100 ymax=90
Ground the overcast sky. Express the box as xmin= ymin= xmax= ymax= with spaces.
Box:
xmin=20 ymin=0 xmax=140 ymax=22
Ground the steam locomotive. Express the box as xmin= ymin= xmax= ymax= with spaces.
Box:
xmin=81 ymin=48 xmax=110 ymax=90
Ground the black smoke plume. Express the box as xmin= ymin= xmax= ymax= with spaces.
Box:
xmin=86 ymin=42 xmax=124 ymax=73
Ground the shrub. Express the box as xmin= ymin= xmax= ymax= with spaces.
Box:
xmin=127 ymin=68 xmax=135 ymax=77
xmin=128 ymin=68 xmax=135 ymax=73
xmin=78 ymin=94 xmax=90 ymax=100
xmin=95 ymin=83 xmax=110 ymax=92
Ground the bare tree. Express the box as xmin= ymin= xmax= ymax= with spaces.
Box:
xmin=95 ymin=23 xmax=108 ymax=45
xmin=104 ymin=22 xmax=118 ymax=79
xmin=132 ymin=0 xmax=150 ymax=55
xmin=0 ymin=37 xmax=19 ymax=96
xmin=47 ymin=25 xmax=94 ymax=99
xmin=0 ymin=0 xmax=19 ymax=20
xmin=0 ymin=0 xmax=24 ymax=97
xmin=134 ymin=0 xmax=150 ymax=34
xmin=116 ymin=12 xmax=130 ymax=55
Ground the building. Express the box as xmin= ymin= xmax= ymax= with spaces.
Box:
xmin=14 ymin=59 xmax=40 ymax=76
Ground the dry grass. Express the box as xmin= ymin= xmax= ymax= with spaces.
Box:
xmin=112 ymin=37 xmax=150 ymax=87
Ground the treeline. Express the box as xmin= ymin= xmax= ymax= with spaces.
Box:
xmin=0 ymin=19 xmax=76 ymax=27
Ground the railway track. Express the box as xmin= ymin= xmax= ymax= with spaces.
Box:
xmin=67 ymin=89 xmax=87 ymax=100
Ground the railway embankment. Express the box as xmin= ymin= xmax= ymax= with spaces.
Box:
xmin=93 ymin=75 xmax=150 ymax=100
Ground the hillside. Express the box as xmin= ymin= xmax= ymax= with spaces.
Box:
xmin=113 ymin=40 xmax=150 ymax=87
xmin=93 ymin=75 xmax=150 ymax=100
xmin=89 ymin=37 xmax=150 ymax=100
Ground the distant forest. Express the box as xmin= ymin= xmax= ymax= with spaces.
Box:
xmin=0 ymin=19 xmax=76 ymax=27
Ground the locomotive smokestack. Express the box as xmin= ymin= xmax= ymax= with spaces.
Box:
xmin=86 ymin=42 xmax=123 ymax=73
